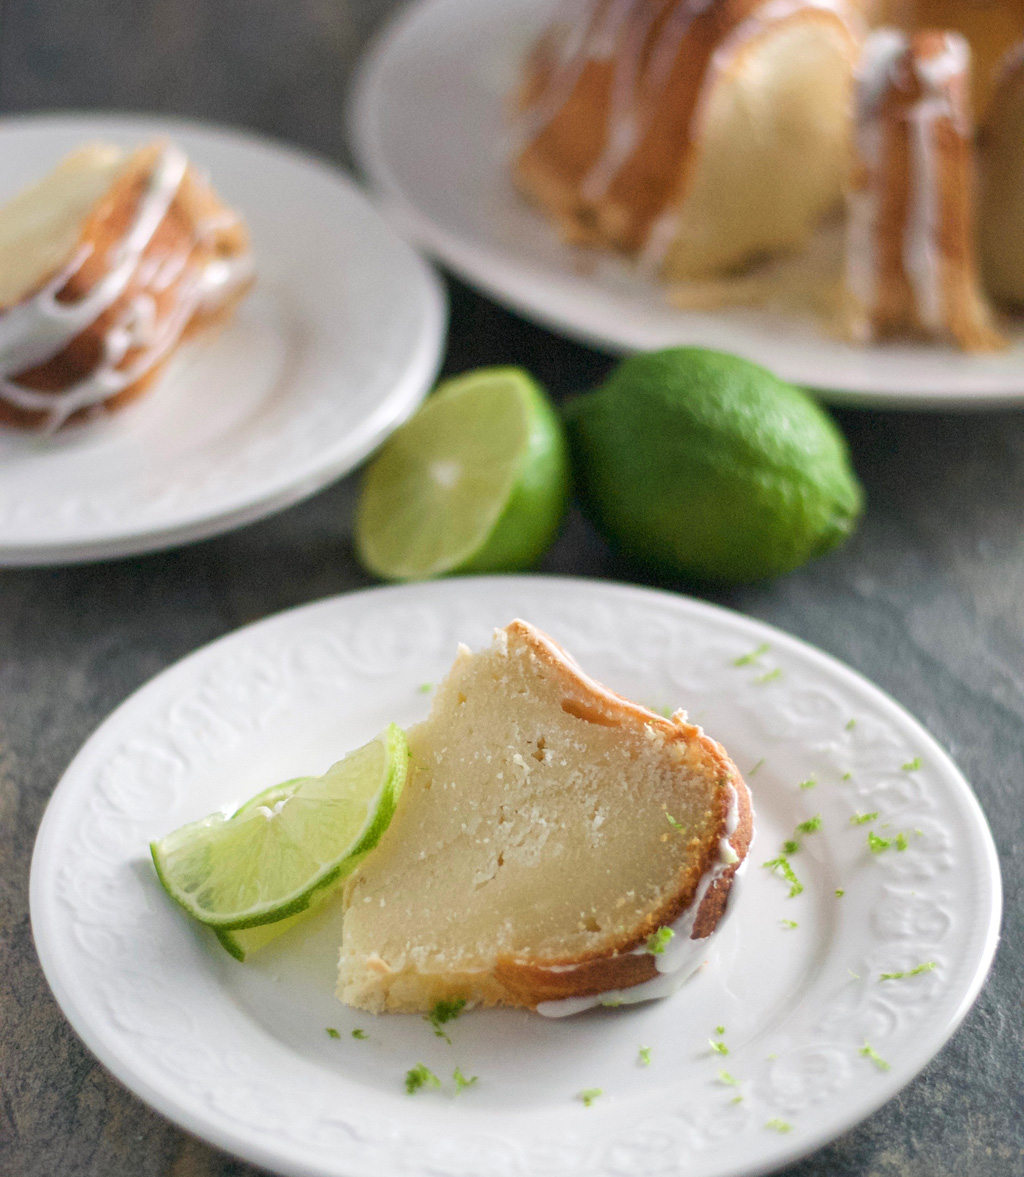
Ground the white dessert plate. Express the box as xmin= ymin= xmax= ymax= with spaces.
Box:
xmin=31 ymin=577 xmax=1000 ymax=1177
xmin=0 ymin=113 xmax=446 ymax=565
xmin=350 ymin=0 xmax=1024 ymax=408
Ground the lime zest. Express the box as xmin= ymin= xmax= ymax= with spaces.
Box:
xmin=748 ymin=757 xmax=766 ymax=776
xmin=902 ymin=756 xmax=922 ymax=771
xmin=868 ymin=831 xmax=891 ymax=854
xmin=405 ymin=1064 xmax=442 ymax=1094
xmin=352 ymin=1028 xmax=368 ymax=1040
xmin=709 ymin=1039 xmax=729 ymax=1056
xmin=418 ymin=682 xmax=433 ymax=694
xmin=895 ymin=832 xmax=909 ymax=851
xmin=755 ymin=667 xmax=783 ymax=685
xmin=880 ymin=962 xmax=936 ymax=981
xmin=795 ymin=815 xmax=822 ymax=835
xmin=425 ymin=998 xmax=466 ymax=1043
xmin=845 ymin=718 xmax=857 ymax=730
xmin=453 ymin=1067 xmax=478 ymax=1092
xmin=664 ymin=811 xmax=686 ymax=832
xmin=763 ymin=854 xmax=804 ymax=897
xmin=798 ymin=776 xmax=817 ymax=790
xmin=714 ymin=1025 xmax=726 ymax=1036
xmin=835 ymin=889 xmax=845 ymax=897
xmin=718 ymin=1070 xmax=740 ymax=1086
xmin=733 ymin=642 xmax=770 ymax=667
xmin=579 ymin=1088 xmax=602 ymax=1107
xmin=850 ymin=811 xmax=878 ymax=825
xmin=638 ymin=1046 xmax=652 ymax=1066
xmin=646 ymin=927 xmax=674 ymax=955
xmin=765 ymin=1119 xmax=793 ymax=1133
xmin=780 ymin=919 xmax=798 ymax=930
xmin=859 ymin=1042 xmax=890 ymax=1071
xmin=325 ymin=1028 xmax=340 ymax=1039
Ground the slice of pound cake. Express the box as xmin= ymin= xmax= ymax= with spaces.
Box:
xmin=338 ymin=620 xmax=752 ymax=1016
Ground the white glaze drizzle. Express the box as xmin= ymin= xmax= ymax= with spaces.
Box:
xmin=537 ymin=783 xmax=746 ymax=1017
xmin=903 ymin=33 xmax=970 ymax=333
xmin=0 ymin=145 xmax=252 ymax=431
xmin=514 ymin=0 xmax=608 ymax=147
xmin=845 ymin=28 xmax=906 ymax=327
xmin=581 ymin=1 xmax=719 ymax=203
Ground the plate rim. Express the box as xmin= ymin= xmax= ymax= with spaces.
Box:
xmin=0 ymin=110 xmax=448 ymax=566
xmin=348 ymin=0 xmax=1024 ymax=409
xmin=29 ymin=574 xmax=1003 ymax=1177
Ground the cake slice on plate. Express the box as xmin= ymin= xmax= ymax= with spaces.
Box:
xmin=0 ymin=140 xmax=253 ymax=431
xmin=338 ymin=620 xmax=752 ymax=1015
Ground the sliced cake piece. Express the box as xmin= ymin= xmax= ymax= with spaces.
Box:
xmin=843 ymin=28 xmax=1004 ymax=350
xmin=513 ymin=0 xmax=860 ymax=281
xmin=338 ymin=620 xmax=752 ymax=1015
xmin=978 ymin=42 xmax=1024 ymax=306
xmin=0 ymin=140 xmax=253 ymax=431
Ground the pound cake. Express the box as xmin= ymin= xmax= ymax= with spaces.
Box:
xmin=0 ymin=140 xmax=252 ymax=431
xmin=338 ymin=620 xmax=752 ymax=1015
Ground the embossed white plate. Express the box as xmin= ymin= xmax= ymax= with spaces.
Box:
xmin=350 ymin=0 xmax=1024 ymax=407
xmin=0 ymin=113 xmax=446 ymax=565
xmin=31 ymin=577 xmax=1001 ymax=1177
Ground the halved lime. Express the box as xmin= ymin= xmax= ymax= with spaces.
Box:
xmin=355 ymin=367 xmax=569 ymax=581
xmin=151 ymin=725 xmax=408 ymax=930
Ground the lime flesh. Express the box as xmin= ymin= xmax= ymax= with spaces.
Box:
xmin=151 ymin=725 xmax=408 ymax=930
xmin=356 ymin=367 xmax=569 ymax=581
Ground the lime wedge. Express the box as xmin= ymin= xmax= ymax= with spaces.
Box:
xmin=211 ymin=782 xmax=357 ymax=960
xmin=151 ymin=725 xmax=408 ymax=930
xmin=355 ymin=367 xmax=569 ymax=580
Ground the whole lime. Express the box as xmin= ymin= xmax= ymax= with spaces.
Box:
xmin=566 ymin=348 xmax=863 ymax=584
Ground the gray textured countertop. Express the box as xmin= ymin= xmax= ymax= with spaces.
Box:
xmin=1 ymin=2 xmax=1021 ymax=1175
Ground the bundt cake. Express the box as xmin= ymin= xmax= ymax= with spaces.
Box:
xmin=0 ymin=140 xmax=253 ymax=431
xmin=513 ymin=0 xmax=861 ymax=281
xmin=338 ymin=620 xmax=752 ymax=1015
xmin=843 ymin=29 xmax=1004 ymax=350
xmin=513 ymin=0 xmax=1024 ymax=350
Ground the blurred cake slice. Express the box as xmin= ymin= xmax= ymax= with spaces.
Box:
xmin=0 ymin=140 xmax=253 ymax=431
xmin=978 ymin=42 xmax=1024 ymax=306
xmin=843 ymin=28 xmax=1004 ymax=349
xmin=513 ymin=0 xmax=861 ymax=281
xmin=338 ymin=620 xmax=752 ymax=1015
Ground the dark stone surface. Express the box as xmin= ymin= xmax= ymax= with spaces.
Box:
xmin=1 ymin=2 xmax=1022 ymax=1175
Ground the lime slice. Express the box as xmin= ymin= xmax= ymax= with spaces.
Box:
xmin=151 ymin=725 xmax=408 ymax=929
xmin=211 ymin=782 xmax=355 ymax=960
xmin=356 ymin=367 xmax=569 ymax=580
